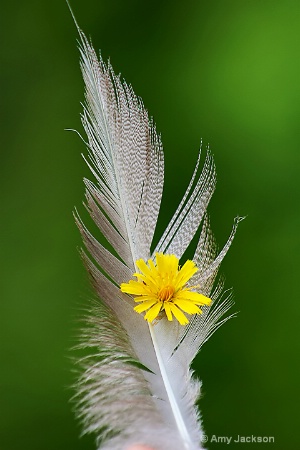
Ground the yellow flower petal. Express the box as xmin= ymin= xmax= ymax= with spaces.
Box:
xmin=148 ymin=259 xmax=157 ymax=272
xmin=134 ymin=300 xmax=157 ymax=313
xmin=133 ymin=295 xmax=157 ymax=303
xmin=173 ymin=299 xmax=202 ymax=315
xmin=168 ymin=303 xmax=189 ymax=325
xmin=120 ymin=280 xmax=147 ymax=295
xmin=144 ymin=302 xmax=163 ymax=322
xmin=136 ymin=259 xmax=155 ymax=279
xmin=163 ymin=302 xmax=173 ymax=321
xmin=175 ymin=290 xmax=212 ymax=306
xmin=133 ymin=273 xmax=158 ymax=292
xmin=175 ymin=260 xmax=198 ymax=288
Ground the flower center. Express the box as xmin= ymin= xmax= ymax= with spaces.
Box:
xmin=158 ymin=285 xmax=175 ymax=302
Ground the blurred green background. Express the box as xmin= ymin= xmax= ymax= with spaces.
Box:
xmin=1 ymin=0 xmax=299 ymax=449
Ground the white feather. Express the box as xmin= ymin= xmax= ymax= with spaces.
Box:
xmin=70 ymin=10 xmax=243 ymax=450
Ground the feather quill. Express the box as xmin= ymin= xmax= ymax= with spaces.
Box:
xmin=71 ymin=12 xmax=243 ymax=450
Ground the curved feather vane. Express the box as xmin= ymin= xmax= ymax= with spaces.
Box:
xmin=72 ymin=16 xmax=243 ymax=450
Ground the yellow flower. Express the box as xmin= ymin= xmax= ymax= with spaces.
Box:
xmin=120 ymin=252 xmax=212 ymax=325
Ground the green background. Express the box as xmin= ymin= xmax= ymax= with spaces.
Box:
xmin=1 ymin=0 xmax=299 ymax=449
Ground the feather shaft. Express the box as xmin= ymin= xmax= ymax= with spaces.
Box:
xmin=149 ymin=323 xmax=192 ymax=450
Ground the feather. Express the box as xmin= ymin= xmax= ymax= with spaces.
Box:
xmin=70 ymin=10 xmax=243 ymax=450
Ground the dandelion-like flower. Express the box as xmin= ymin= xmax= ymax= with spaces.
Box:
xmin=120 ymin=253 xmax=212 ymax=325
